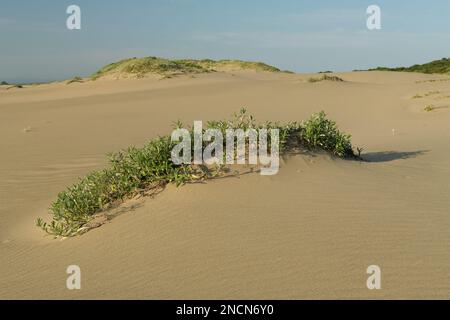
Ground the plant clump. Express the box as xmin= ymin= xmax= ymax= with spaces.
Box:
xmin=91 ymin=57 xmax=284 ymax=80
xmin=424 ymin=105 xmax=436 ymax=112
xmin=37 ymin=109 xmax=359 ymax=237
xmin=67 ymin=76 xmax=84 ymax=84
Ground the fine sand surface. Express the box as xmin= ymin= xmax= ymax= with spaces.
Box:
xmin=1 ymin=71 xmax=450 ymax=299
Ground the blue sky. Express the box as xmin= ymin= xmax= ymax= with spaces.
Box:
xmin=1 ymin=0 xmax=450 ymax=83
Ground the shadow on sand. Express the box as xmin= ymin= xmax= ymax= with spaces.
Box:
xmin=362 ymin=150 xmax=429 ymax=163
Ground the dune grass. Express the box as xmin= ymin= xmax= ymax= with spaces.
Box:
xmin=67 ymin=76 xmax=84 ymax=85
xmin=424 ymin=91 xmax=440 ymax=97
xmin=6 ymin=84 xmax=23 ymax=90
xmin=308 ymin=74 xmax=344 ymax=83
xmin=91 ymin=57 xmax=210 ymax=80
xmin=370 ymin=57 xmax=450 ymax=75
xmin=37 ymin=109 xmax=358 ymax=237
xmin=412 ymin=91 xmax=441 ymax=99
xmin=424 ymin=105 xmax=437 ymax=112
xmin=91 ymin=57 xmax=283 ymax=80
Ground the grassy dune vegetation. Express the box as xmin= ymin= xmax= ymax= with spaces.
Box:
xmin=37 ymin=109 xmax=357 ymax=236
xmin=308 ymin=74 xmax=344 ymax=83
xmin=91 ymin=57 xmax=284 ymax=79
xmin=37 ymin=109 xmax=358 ymax=237
xmin=66 ymin=76 xmax=84 ymax=85
xmin=370 ymin=57 xmax=450 ymax=75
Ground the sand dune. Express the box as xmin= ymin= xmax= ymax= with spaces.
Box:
xmin=1 ymin=71 xmax=450 ymax=299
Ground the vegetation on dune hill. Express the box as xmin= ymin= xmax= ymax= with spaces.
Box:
xmin=6 ymin=84 xmax=23 ymax=89
xmin=37 ymin=109 xmax=358 ymax=237
xmin=370 ymin=57 xmax=450 ymax=75
xmin=91 ymin=57 xmax=284 ymax=79
xmin=91 ymin=57 xmax=204 ymax=79
xmin=424 ymin=105 xmax=437 ymax=112
xmin=1 ymin=81 xmax=9 ymax=85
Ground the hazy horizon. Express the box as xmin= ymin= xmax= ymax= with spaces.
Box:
xmin=1 ymin=0 xmax=450 ymax=83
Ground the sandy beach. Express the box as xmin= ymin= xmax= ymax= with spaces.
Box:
xmin=1 ymin=70 xmax=450 ymax=299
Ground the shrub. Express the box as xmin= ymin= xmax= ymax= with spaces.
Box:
xmin=308 ymin=74 xmax=344 ymax=83
xmin=300 ymin=111 xmax=353 ymax=157
xmin=91 ymin=57 xmax=283 ymax=80
xmin=37 ymin=110 xmax=358 ymax=237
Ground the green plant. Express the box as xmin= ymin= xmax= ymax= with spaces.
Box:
xmin=300 ymin=111 xmax=354 ymax=157
xmin=308 ymin=74 xmax=344 ymax=83
xmin=369 ymin=57 xmax=450 ymax=75
xmin=67 ymin=76 xmax=84 ymax=84
xmin=37 ymin=110 xmax=358 ymax=237
xmin=1 ymin=81 xmax=9 ymax=85
xmin=424 ymin=105 xmax=436 ymax=112
xmin=91 ymin=57 xmax=283 ymax=80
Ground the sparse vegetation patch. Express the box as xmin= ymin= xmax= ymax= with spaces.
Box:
xmin=37 ymin=109 xmax=359 ymax=238
xmin=308 ymin=74 xmax=344 ymax=83
xmin=424 ymin=91 xmax=440 ymax=97
xmin=424 ymin=105 xmax=436 ymax=112
xmin=370 ymin=57 xmax=450 ymax=75
xmin=67 ymin=76 xmax=84 ymax=84
xmin=91 ymin=57 xmax=285 ymax=80
xmin=412 ymin=91 xmax=441 ymax=99
xmin=416 ymin=78 xmax=450 ymax=83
